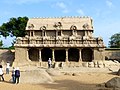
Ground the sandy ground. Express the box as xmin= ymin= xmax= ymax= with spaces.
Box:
xmin=0 ymin=71 xmax=119 ymax=90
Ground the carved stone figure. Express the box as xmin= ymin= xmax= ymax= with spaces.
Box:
xmin=28 ymin=24 xmax=34 ymax=29
xmin=53 ymin=22 xmax=62 ymax=29
xmin=83 ymin=23 xmax=89 ymax=29
xmin=40 ymin=26 xmax=46 ymax=30
xmin=70 ymin=25 xmax=77 ymax=30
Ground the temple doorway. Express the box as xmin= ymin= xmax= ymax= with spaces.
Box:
xmin=41 ymin=48 xmax=52 ymax=61
xmin=81 ymin=48 xmax=93 ymax=62
xmin=68 ymin=48 xmax=79 ymax=62
xmin=55 ymin=50 xmax=66 ymax=62
xmin=28 ymin=48 xmax=39 ymax=61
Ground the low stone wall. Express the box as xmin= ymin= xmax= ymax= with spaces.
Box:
xmin=105 ymin=48 xmax=120 ymax=61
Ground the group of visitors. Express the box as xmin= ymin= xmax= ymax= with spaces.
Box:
xmin=0 ymin=62 xmax=20 ymax=84
xmin=0 ymin=58 xmax=51 ymax=84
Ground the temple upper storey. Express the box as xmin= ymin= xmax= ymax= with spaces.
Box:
xmin=14 ymin=16 xmax=105 ymax=48
xmin=26 ymin=16 xmax=93 ymax=31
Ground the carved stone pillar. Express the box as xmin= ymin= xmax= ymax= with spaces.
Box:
xmin=39 ymin=49 xmax=42 ymax=62
xmin=79 ymin=49 xmax=82 ymax=62
xmin=65 ymin=49 xmax=68 ymax=63
xmin=39 ymin=49 xmax=42 ymax=66
xmin=42 ymin=30 xmax=46 ymax=36
xmin=33 ymin=31 xmax=35 ymax=37
xmin=61 ymin=30 xmax=63 ymax=36
xmin=52 ymin=49 xmax=55 ymax=63
xmin=27 ymin=49 xmax=30 ymax=61
xmin=72 ymin=30 xmax=74 ymax=35
xmin=85 ymin=31 xmax=87 ymax=36
xmin=44 ymin=30 xmax=46 ymax=36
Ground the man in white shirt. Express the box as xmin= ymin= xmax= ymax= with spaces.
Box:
xmin=48 ymin=58 xmax=52 ymax=68
xmin=6 ymin=62 xmax=10 ymax=74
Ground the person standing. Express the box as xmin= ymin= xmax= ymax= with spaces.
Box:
xmin=48 ymin=58 xmax=52 ymax=68
xmin=6 ymin=62 xmax=10 ymax=74
xmin=12 ymin=67 xmax=15 ymax=83
xmin=0 ymin=65 xmax=4 ymax=81
xmin=15 ymin=67 xmax=20 ymax=84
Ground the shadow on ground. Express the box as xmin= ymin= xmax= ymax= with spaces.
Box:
xmin=39 ymin=79 xmax=111 ymax=90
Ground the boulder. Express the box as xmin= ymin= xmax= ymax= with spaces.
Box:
xmin=105 ymin=77 xmax=120 ymax=88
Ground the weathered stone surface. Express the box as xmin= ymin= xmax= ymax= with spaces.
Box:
xmin=117 ymin=69 xmax=120 ymax=76
xmin=46 ymin=68 xmax=62 ymax=76
xmin=88 ymin=62 xmax=94 ymax=68
xmin=98 ymin=61 xmax=104 ymax=68
xmin=105 ymin=48 xmax=120 ymax=60
xmin=82 ymin=62 xmax=88 ymax=67
xmin=94 ymin=62 xmax=98 ymax=68
xmin=20 ymin=70 xmax=54 ymax=84
xmin=105 ymin=77 xmax=120 ymax=88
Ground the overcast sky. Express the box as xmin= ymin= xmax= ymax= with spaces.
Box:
xmin=0 ymin=0 xmax=120 ymax=47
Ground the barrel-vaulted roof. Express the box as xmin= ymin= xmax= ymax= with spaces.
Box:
xmin=26 ymin=16 xmax=93 ymax=30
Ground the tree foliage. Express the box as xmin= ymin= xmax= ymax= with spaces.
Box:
xmin=0 ymin=16 xmax=28 ymax=37
xmin=109 ymin=32 xmax=120 ymax=48
xmin=0 ymin=40 xmax=3 ymax=47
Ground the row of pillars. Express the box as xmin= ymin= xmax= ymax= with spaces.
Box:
xmin=33 ymin=49 xmax=82 ymax=63
xmin=29 ymin=30 xmax=92 ymax=37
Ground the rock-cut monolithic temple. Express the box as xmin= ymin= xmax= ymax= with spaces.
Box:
xmin=14 ymin=16 xmax=105 ymax=68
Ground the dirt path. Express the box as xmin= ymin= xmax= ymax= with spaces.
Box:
xmin=0 ymin=72 xmax=118 ymax=90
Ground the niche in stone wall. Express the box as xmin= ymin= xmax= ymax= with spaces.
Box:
xmin=77 ymin=31 xmax=85 ymax=37
xmin=28 ymin=48 xmax=39 ymax=61
xmin=62 ymin=30 xmax=72 ymax=36
xmin=41 ymin=48 xmax=52 ymax=61
xmin=81 ymin=48 xmax=93 ymax=62
xmin=46 ymin=30 xmax=56 ymax=37
xmin=55 ymin=50 xmax=66 ymax=62
xmin=34 ymin=31 xmax=42 ymax=36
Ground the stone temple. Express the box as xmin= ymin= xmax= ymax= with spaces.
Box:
xmin=14 ymin=16 xmax=105 ymax=68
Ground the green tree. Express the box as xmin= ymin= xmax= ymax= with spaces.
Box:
xmin=0 ymin=40 xmax=3 ymax=47
xmin=109 ymin=32 xmax=120 ymax=48
xmin=0 ymin=16 xmax=28 ymax=37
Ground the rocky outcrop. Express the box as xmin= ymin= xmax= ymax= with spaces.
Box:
xmin=20 ymin=70 xmax=54 ymax=84
xmin=105 ymin=77 xmax=120 ymax=89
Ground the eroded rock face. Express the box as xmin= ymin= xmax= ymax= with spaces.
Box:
xmin=20 ymin=70 xmax=54 ymax=84
xmin=105 ymin=77 xmax=120 ymax=88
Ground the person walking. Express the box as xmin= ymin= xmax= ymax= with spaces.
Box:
xmin=15 ymin=67 xmax=20 ymax=84
xmin=6 ymin=62 xmax=10 ymax=74
xmin=48 ymin=58 xmax=52 ymax=68
xmin=0 ymin=65 xmax=4 ymax=81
